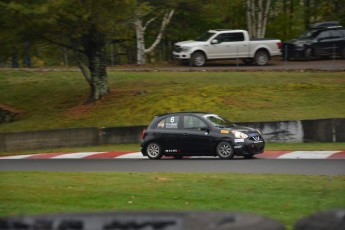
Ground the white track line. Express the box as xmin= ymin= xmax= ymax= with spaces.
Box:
xmin=0 ymin=154 xmax=37 ymax=159
xmin=115 ymin=152 xmax=146 ymax=159
xmin=277 ymin=151 xmax=339 ymax=159
xmin=51 ymin=152 xmax=105 ymax=159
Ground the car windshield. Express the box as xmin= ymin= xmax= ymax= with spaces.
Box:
xmin=195 ymin=32 xmax=215 ymax=41
xmin=203 ymin=114 xmax=234 ymax=127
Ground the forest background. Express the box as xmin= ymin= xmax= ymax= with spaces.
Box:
xmin=1 ymin=0 xmax=344 ymax=68
xmin=1 ymin=0 xmax=345 ymax=101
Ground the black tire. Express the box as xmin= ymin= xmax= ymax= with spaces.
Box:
xmin=242 ymin=58 xmax=254 ymax=65
xmin=191 ymin=51 xmax=206 ymax=67
xmin=304 ymin=48 xmax=313 ymax=61
xmin=146 ymin=143 xmax=162 ymax=160
xmin=254 ymin=50 xmax=269 ymax=66
xmin=216 ymin=141 xmax=235 ymax=159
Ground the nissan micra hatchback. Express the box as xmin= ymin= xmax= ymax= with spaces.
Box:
xmin=141 ymin=112 xmax=265 ymax=159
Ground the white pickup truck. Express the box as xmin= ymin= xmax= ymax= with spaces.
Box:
xmin=173 ymin=29 xmax=282 ymax=66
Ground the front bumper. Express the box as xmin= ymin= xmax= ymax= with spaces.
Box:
xmin=173 ymin=51 xmax=191 ymax=60
xmin=282 ymin=43 xmax=306 ymax=59
xmin=233 ymin=140 xmax=265 ymax=156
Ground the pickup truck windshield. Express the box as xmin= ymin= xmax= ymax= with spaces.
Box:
xmin=195 ymin=32 xmax=215 ymax=41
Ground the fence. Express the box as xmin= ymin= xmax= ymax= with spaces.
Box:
xmin=0 ymin=118 xmax=344 ymax=152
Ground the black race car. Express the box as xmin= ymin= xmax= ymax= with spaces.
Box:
xmin=141 ymin=112 xmax=265 ymax=160
xmin=282 ymin=21 xmax=345 ymax=60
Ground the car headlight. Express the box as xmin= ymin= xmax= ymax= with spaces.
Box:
xmin=181 ymin=46 xmax=190 ymax=52
xmin=231 ymin=131 xmax=248 ymax=139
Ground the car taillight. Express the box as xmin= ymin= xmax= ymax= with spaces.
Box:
xmin=277 ymin=42 xmax=282 ymax=49
xmin=141 ymin=130 xmax=146 ymax=139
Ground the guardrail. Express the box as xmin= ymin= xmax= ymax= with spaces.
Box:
xmin=0 ymin=118 xmax=344 ymax=152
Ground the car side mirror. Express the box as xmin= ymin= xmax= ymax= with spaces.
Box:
xmin=211 ymin=39 xmax=219 ymax=44
xmin=200 ymin=127 xmax=210 ymax=132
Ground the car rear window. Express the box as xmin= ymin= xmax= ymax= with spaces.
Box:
xmin=156 ymin=115 xmax=179 ymax=129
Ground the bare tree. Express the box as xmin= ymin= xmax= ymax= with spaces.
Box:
xmin=246 ymin=0 xmax=272 ymax=38
xmin=133 ymin=4 xmax=174 ymax=65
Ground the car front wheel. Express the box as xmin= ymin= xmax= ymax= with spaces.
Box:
xmin=191 ymin=51 xmax=206 ymax=67
xmin=146 ymin=143 xmax=162 ymax=160
xmin=216 ymin=141 xmax=235 ymax=159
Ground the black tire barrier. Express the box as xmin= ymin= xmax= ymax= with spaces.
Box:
xmin=294 ymin=208 xmax=345 ymax=230
xmin=0 ymin=211 xmax=285 ymax=230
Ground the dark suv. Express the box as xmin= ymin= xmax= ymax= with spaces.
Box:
xmin=141 ymin=112 xmax=265 ymax=160
xmin=282 ymin=21 xmax=345 ymax=60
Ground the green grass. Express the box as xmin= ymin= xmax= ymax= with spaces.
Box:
xmin=1 ymin=69 xmax=344 ymax=230
xmin=1 ymin=70 xmax=344 ymax=132
xmin=0 ymin=172 xmax=344 ymax=230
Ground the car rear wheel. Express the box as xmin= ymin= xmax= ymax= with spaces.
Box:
xmin=216 ymin=141 xmax=235 ymax=159
xmin=254 ymin=50 xmax=269 ymax=66
xmin=146 ymin=143 xmax=162 ymax=160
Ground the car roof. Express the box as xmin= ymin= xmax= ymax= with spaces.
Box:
xmin=310 ymin=21 xmax=343 ymax=30
xmin=154 ymin=112 xmax=210 ymax=118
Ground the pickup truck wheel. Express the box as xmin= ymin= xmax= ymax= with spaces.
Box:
xmin=254 ymin=50 xmax=269 ymax=66
xmin=191 ymin=51 xmax=206 ymax=67
xmin=216 ymin=141 xmax=234 ymax=159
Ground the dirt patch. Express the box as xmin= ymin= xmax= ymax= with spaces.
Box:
xmin=0 ymin=104 xmax=24 ymax=123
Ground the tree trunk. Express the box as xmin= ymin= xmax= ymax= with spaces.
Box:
xmin=246 ymin=0 xmax=271 ymax=38
xmin=134 ymin=19 xmax=146 ymax=65
xmin=144 ymin=10 xmax=174 ymax=54
xmin=134 ymin=9 xmax=174 ymax=65
xmin=81 ymin=27 xmax=109 ymax=102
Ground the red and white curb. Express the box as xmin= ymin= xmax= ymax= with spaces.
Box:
xmin=0 ymin=151 xmax=345 ymax=160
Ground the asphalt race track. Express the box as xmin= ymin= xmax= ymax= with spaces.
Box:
xmin=1 ymin=157 xmax=344 ymax=176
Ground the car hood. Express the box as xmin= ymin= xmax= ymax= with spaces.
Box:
xmin=230 ymin=125 xmax=258 ymax=133
xmin=219 ymin=125 xmax=258 ymax=133
xmin=175 ymin=40 xmax=207 ymax=47
xmin=285 ymin=38 xmax=312 ymax=45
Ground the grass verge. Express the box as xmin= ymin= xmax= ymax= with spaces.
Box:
xmin=0 ymin=171 xmax=344 ymax=230
xmin=1 ymin=70 xmax=344 ymax=132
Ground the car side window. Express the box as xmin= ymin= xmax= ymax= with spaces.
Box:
xmin=330 ymin=30 xmax=341 ymax=38
xmin=339 ymin=29 xmax=345 ymax=37
xmin=317 ymin=31 xmax=331 ymax=40
xmin=229 ymin=32 xmax=245 ymax=42
xmin=156 ymin=116 xmax=179 ymax=129
xmin=183 ymin=116 xmax=208 ymax=129
xmin=215 ymin=33 xmax=244 ymax=43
